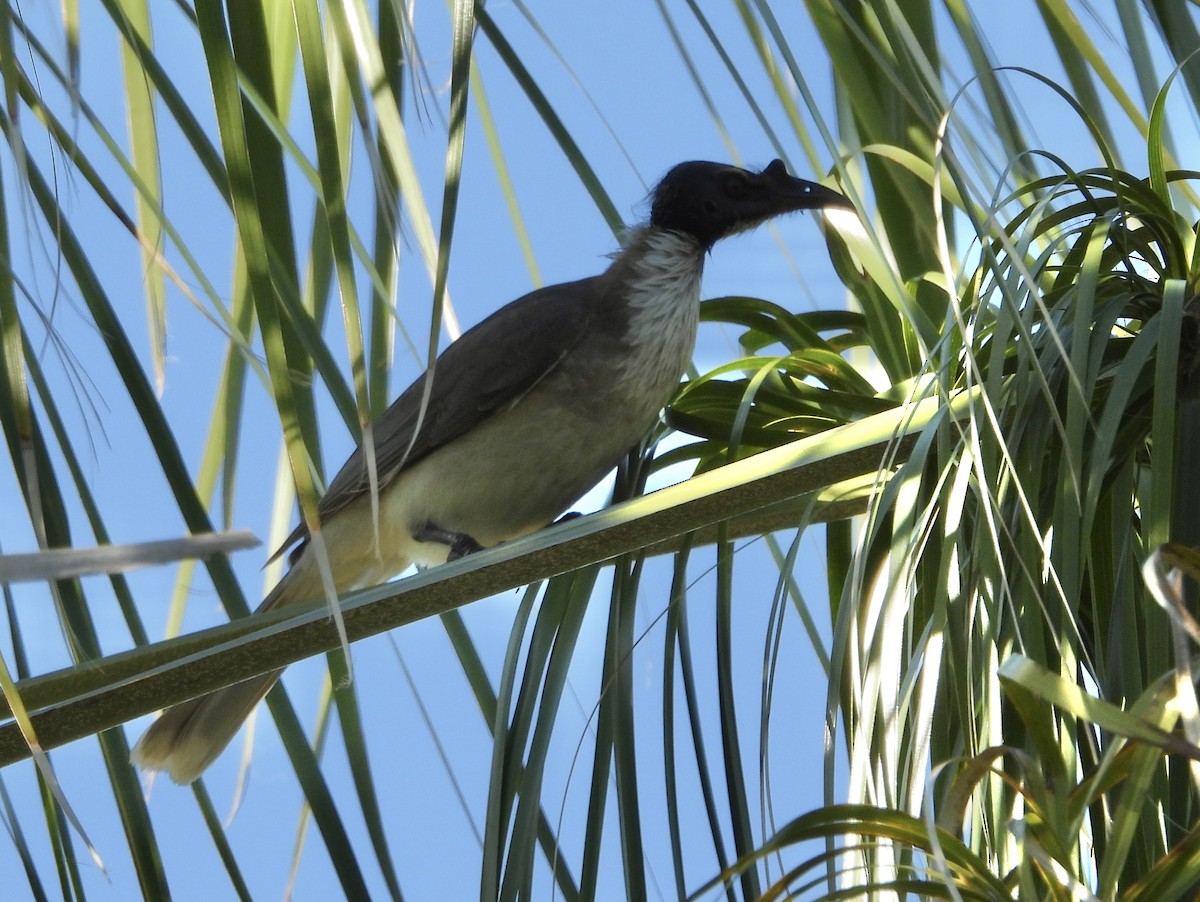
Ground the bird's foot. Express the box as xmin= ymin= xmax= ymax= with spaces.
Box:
xmin=553 ymin=511 xmax=582 ymax=525
xmin=415 ymin=524 xmax=485 ymax=562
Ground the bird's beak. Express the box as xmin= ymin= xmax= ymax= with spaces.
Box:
xmin=759 ymin=159 xmax=854 ymax=213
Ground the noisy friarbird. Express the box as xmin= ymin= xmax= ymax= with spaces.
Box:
xmin=132 ymin=159 xmax=852 ymax=784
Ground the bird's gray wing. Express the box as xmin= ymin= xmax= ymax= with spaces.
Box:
xmin=270 ymin=277 xmax=598 ymax=560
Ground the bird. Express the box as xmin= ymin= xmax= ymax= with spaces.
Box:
xmin=131 ymin=159 xmax=852 ymax=784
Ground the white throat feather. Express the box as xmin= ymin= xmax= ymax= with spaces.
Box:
xmin=615 ymin=228 xmax=705 ymax=393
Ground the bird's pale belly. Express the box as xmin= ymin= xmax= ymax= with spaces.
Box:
xmin=374 ymin=369 xmax=671 ymax=568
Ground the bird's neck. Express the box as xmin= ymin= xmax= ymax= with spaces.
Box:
xmin=613 ymin=226 xmax=705 ymax=339
xmin=604 ymin=226 xmax=705 ymax=397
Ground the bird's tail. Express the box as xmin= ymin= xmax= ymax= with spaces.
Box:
xmin=131 ymin=554 xmax=324 ymax=785
xmin=130 ymin=668 xmax=283 ymax=785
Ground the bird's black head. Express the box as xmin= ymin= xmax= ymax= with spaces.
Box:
xmin=649 ymin=159 xmax=851 ymax=250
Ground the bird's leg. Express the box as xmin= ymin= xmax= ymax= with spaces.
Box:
xmin=415 ymin=523 xmax=485 ymax=561
xmin=552 ymin=511 xmax=582 ymax=525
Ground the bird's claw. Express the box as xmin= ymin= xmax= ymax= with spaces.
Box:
xmin=448 ymin=534 xmax=484 ymax=561
xmin=416 ymin=524 xmax=484 ymax=561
